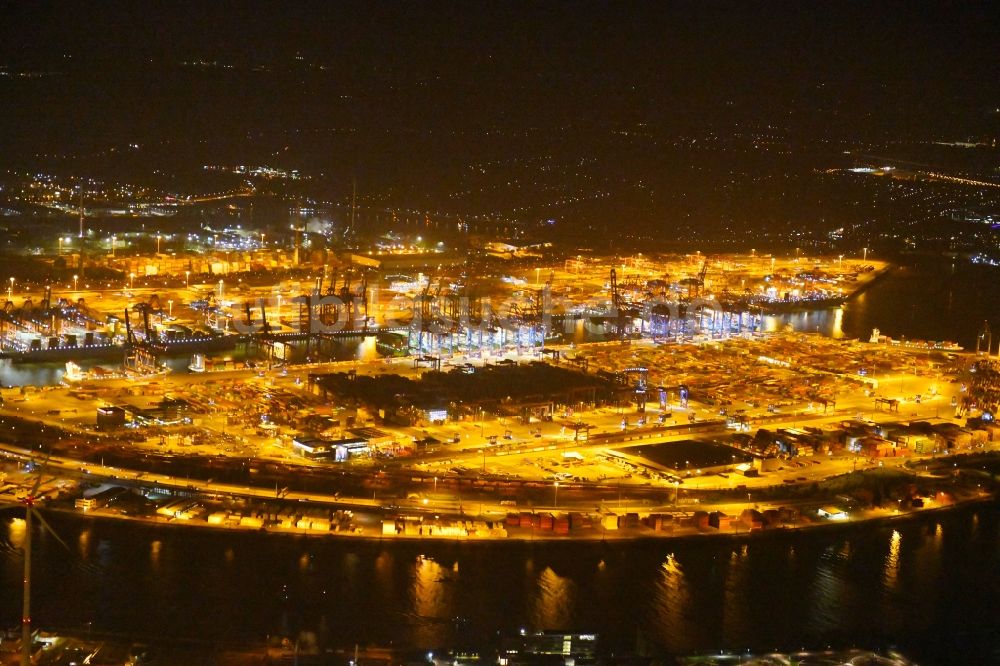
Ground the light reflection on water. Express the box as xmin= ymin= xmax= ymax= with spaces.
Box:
xmin=765 ymin=307 xmax=845 ymax=338
xmin=374 ymin=549 xmax=394 ymax=601
xmin=410 ymin=555 xmax=456 ymax=646
xmin=78 ymin=528 xmax=91 ymax=559
xmin=149 ymin=539 xmax=162 ymax=574
xmin=649 ymin=553 xmax=690 ymax=651
xmin=530 ymin=566 xmax=575 ymax=631
xmin=809 ymin=540 xmax=852 ymax=636
xmin=722 ymin=546 xmax=749 ymax=648
xmin=7 ymin=517 xmax=25 ymax=550
xmin=0 ymin=505 xmax=998 ymax=662
xmin=883 ymin=530 xmax=902 ymax=590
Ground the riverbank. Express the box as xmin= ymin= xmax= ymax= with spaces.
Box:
xmin=5 ymin=486 xmax=995 ymax=547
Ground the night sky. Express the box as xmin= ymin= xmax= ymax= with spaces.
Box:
xmin=2 ymin=2 xmax=997 ymax=150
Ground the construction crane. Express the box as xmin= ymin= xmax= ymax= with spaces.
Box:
xmin=618 ymin=366 xmax=649 ymax=413
xmin=609 ymin=268 xmax=639 ymax=339
xmin=680 ymin=257 xmax=709 ymax=299
xmin=259 ymin=299 xmax=273 ymax=337
xmin=131 ymin=302 xmax=158 ymax=346
xmin=123 ymin=307 xmax=162 ymax=373
xmin=243 ymin=300 xmax=256 ymax=334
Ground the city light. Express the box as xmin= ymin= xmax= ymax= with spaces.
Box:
xmin=0 ymin=6 xmax=994 ymax=660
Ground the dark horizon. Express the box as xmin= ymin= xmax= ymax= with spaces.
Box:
xmin=2 ymin=2 xmax=998 ymax=151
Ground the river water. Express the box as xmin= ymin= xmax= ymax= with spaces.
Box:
xmin=766 ymin=256 xmax=1000 ymax=348
xmin=1 ymin=503 xmax=999 ymax=663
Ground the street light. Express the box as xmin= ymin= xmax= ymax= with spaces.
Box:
xmin=7 ymin=277 xmax=13 ymax=300
xmin=156 ymin=234 xmax=162 ymax=254
xmin=862 ymin=247 xmax=868 ymax=262
xmin=129 ymin=272 xmax=136 ymax=291
xmin=73 ymin=275 xmax=78 ymax=291
xmin=111 ymin=235 xmax=116 ymax=257
xmin=185 ymin=270 xmax=190 ymax=288
xmin=553 ymin=481 xmax=559 ymax=507
xmin=218 ymin=279 xmax=224 ymax=299
xmin=168 ymin=299 xmax=173 ymax=317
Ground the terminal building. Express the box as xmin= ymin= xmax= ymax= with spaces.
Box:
xmin=291 ymin=436 xmax=369 ymax=462
xmin=499 ymin=631 xmax=598 ymax=666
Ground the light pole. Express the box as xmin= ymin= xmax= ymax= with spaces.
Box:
xmin=168 ymin=299 xmax=173 ymax=317
xmin=862 ymin=247 xmax=868 ymax=262
xmin=111 ymin=235 xmax=116 ymax=257
xmin=185 ymin=270 xmax=190 ymax=288
xmin=218 ymin=279 xmax=224 ymax=299
xmin=156 ymin=234 xmax=162 ymax=254
xmin=58 ymin=237 xmax=63 ymax=255
xmin=129 ymin=272 xmax=136 ymax=292
xmin=553 ymin=481 xmax=559 ymax=508
xmin=73 ymin=274 xmax=78 ymax=292
xmin=7 ymin=277 xmax=13 ymax=300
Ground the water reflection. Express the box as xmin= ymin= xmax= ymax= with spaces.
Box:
xmin=150 ymin=539 xmax=162 ymax=572
xmin=95 ymin=538 xmax=112 ymax=568
xmin=912 ymin=523 xmax=944 ymax=605
xmin=0 ymin=504 xmax=997 ymax=660
xmin=530 ymin=566 xmax=575 ymax=631
xmin=374 ymin=550 xmax=394 ymax=601
xmin=78 ymin=528 xmax=91 ymax=559
xmin=341 ymin=551 xmax=361 ymax=574
xmin=810 ymin=541 xmax=850 ymax=635
xmin=8 ymin=517 xmax=25 ymax=550
xmin=883 ymin=530 xmax=901 ymax=590
xmin=723 ymin=546 xmax=749 ymax=647
xmin=410 ymin=555 xmax=455 ymax=646
xmin=649 ymin=553 xmax=690 ymax=651
xmin=765 ymin=307 xmax=844 ymax=338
